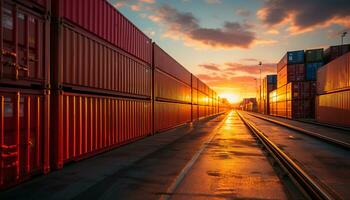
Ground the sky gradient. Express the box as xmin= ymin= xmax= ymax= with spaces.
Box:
xmin=109 ymin=0 xmax=350 ymax=103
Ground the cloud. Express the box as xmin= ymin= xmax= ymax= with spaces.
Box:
xmin=236 ymin=8 xmax=251 ymax=17
xmin=140 ymin=0 xmax=155 ymax=3
xmin=205 ymin=0 xmax=221 ymax=4
xmin=258 ymin=0 xmax=350 ymax=34
xmin=225 ymin=62 xmax=276 ymax=75
xmin=199 ymin=63 xmax=221 ymax=71
xmin=148 ymin=5 xmax=256 ymax=49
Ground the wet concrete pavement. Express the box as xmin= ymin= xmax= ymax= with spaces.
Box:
xmin=171 ymin=111 xmax=287 ymax=200
xmin=1 ymin=112 xmax=290 ymax=200
xmin=240 ymin=111 xmax=350 ymax=199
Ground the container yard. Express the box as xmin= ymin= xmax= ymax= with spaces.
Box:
xmin=1 ymin=1 xmax=350 ymax=199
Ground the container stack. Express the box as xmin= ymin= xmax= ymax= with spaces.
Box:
xmin=0 ymin=0 xmax=51 ymax=188
xmin=273 ymin=50 xmax=318 ymax=119
xmin=153 ymin=44 xmax=192 ymax=132
xmin=316 ymin=52 xmax=350 ymax=127
xmin=324 ymin=44 xmax=350 ymax=63
xmin=241 ymin=98 xmax=257 ymax=112
xmin=50 ymin=0 xmax=153 ymax=169
xmin=261 ymin=75 xmax=277 ymax=114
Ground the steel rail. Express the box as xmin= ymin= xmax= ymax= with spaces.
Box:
xmin=237 ymin=111 xmax=336 ymax=200
xmin=246 ymin=112 xmax=350 ymax=150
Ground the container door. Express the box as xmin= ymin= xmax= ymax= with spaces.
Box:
xmin=1 ymin=3 xmax=44 ymax=82
xmin=0 ymin=91 xmax=44 ymax=188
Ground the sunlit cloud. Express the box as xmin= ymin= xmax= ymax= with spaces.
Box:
xmin=236 ymin=8 xmax=251 ymax=17
xmin=205 ymin=0 xmax=221 ymax=4
xmin=147 ymin=4 xmax=256 ymax=49
xmin=257 ymin=0 xmax=350 ymax=35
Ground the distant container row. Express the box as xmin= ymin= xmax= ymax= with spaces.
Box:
xmin=254 ymin=43 xmax=350 ymax=128
xmin=0 ymin=0 xmax=231 ymax=189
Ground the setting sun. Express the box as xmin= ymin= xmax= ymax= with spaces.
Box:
xmin=219 ymin=93 xmax=240 ymax=103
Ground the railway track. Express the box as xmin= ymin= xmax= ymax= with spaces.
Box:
xmin=237 ymin=111 xmax=341 ymax=200
xmin=246 ymin=112 xmax=350 ymax=150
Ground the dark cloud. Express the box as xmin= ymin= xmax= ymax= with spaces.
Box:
xmin=224 ymin=62 xmax=276 ymax=75
xmin=199 ymin=63 xmax=221 ymax=71
xmin=236 ymin=8 xmax=251 ymax=17
xmin=151 ymin=5 xmax=256 ymax=48
xmin=258 ymin=0 xmax=350 ymax=30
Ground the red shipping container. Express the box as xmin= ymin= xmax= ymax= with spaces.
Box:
xmin=51 ymin=0 xmax=152 ymax=64
xmin=191 ymin=104 xmax=198 ymax=121
xmin=154 ymin=101 xmax=191 ymax=132
xmin=277 ymin=64 xmax=305 ymax=88
xmin=51 ymin=24 xmax=151 ymax=97
xmin=153 ymin=44 xmax=191 ymax=86
xmin=191 ymin=74 xmax=198 ymax=89
xmin=154 ymin=69 xmax=191 ymax=103
xmin=0 ymin=0 xmax=50 ymax=88
xmin=317 ymin=52 xmax=350 ymax=94
xmin=51 ymin=91 xmax=151 ymax=168
xmin=16 ymin=0 xmax=50 ymax=12
xmin=192 ymin=88 xmax=198 ymax=105
xmin=316 ymin=89 xmax=350 ymax=127
xmin=0 ymin=87 xmax=50 ymax=189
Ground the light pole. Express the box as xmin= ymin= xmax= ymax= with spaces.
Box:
xmin=341 ymin=31 xmax=347 ymax=45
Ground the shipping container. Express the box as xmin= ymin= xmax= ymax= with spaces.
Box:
xmin=191 ymin=74 xmax=198 ymax=89
xmin=16 ymin=0 xmax=50 ymax=12
xmin=51 ymin=0 xmax=152 ymax=64
xmin=154 ymin=69 xmax=191 ymax=103
xmin=324 ymin=44 xmax=350 ymax=63
xmin=277 ymin=64 xmax=305 ymax=88
xmin=277 ymin=50 xmax=304 ymax=72
xmin=1 ymin=0 xmax=50 ymax=88
xmin=317 ymin=52 xmax=350 ymax=94
xmin=154 ymin=101 xmax=191 ymax=132
xmin=192 ymin=88 xmax=198 ymax=105
xmin=269 ymin=89 xmax=277 ymax=116
xmin=191 ymin=104 xmax=198 ymax=121
xmin=305 ymin=62 xmax=323 ymax=81
xmin=51 ymin=23 xmax=151 ymax=97
xmin=0 ymin=87 xmax=50 ymax=189
xmin=316 ymin=89 xmax=350 ymax=127
xmin=261 ymin=75 xmax=277 ymax=114
xmin=51 ymin=91 xmax=151 ymax=169
xmin=305 ymin=49 xmax=323 ymax=63
xmin=153 ymin=44 xmax=191 ymax=86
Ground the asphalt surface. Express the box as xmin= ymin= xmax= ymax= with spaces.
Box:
xmin=171 ymin=111 xmax=287 ymax=200
xmin=241 ymin=111 xmax=350 ymax=199
xmin=0 ymin=111 xmax=290 ymax=200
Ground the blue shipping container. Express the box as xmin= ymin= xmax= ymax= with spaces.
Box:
xmin=306 ymin=62 xmax=323 ymax=81
xmin=267 ymin=75 xmax=277 ymax=84
xmin=287 ymin=50 xmax=305 ymax=64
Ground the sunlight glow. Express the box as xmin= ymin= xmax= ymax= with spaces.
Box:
xmin=219 ymin=93 xmax=240 ymax=103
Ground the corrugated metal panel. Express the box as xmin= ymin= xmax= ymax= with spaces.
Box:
xmin=0 ymin=1 xmax=50 ymax=88
xmin=153 ymin=43 xmax=191 ymax=86
xmin=277 ymin=64 xmax=305 ymax=88
xmin=277 ymin=50 xmax=304 ymax=72
xmin=52 ymin=0 xmax=152 ymax=64
xmin=191 ymin=74 xmax=198 ymax=89
xmin=154 ymin=69 xmax=191 ymax=103
xmin=317 ymin=52 xmax=350 ymax=94
xmin=51 ymin=91 xmax=151 ymax=168
xmin=305 ymin=49 xmax=323 ymax=63
xmin=316 ymin=89 xmax=350 ymax=127
xmin=191 ymin=104 xmax=198 ymax=121
xmin=52 ymin=24 xmax=151 ymax=97
xmin=192 ymin=88 xmax=198 ymax=105
xmin=154 ymin=101 xmax=191 ymax=132
xmin=0 ymin=87 xmax=50 ymax=189
xmin=305 ymin=62 xmax=323 ymax=81
xmin=324 ymin=44 xmax=350 ymax=63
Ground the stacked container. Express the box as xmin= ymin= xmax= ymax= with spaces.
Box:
xmin=316 ymin=52 xmax=350 ymax=127
xmin=241 ymin=98 xmax=257 ymax=112
xmin=153 ymin=43 xmax=191 ymax=132
xmin=0 ymin=0 xmax=51 ymax=189
xmin=273 ymin=50 xmax=318 ymax=119
xmin=50 ymin=0 xmax=152 ymax=169
xmin=324 ymin=44 xmax=350 ymax=63
xmin=260 ymin=75 xmax=277 ymax=114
